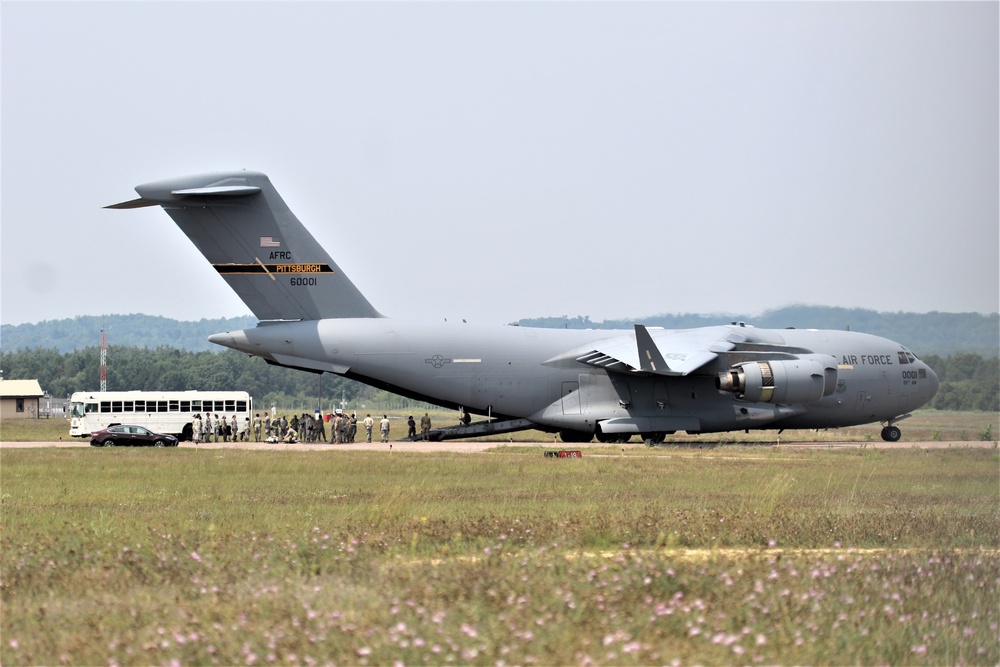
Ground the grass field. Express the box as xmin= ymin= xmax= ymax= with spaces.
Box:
xmin=2 ymin=408 xmax=997 ymax=443
xmin=2 ymin=445 xmax=997 ymax=665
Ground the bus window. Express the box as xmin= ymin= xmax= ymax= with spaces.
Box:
xmin=123 ymin=401 xmax=134 ymax=412
xmin=169 ymin=400 xmax=179 ymax=412
xmin=225 ymin=400 xmax=235 ymax=412
xmin=236 ymin=401 xmax=247 ymax=412
xmin=180 ymin=401 xmax=190 ymax=412
xmin=157 ymin=401 xmax=168 ymax=412
xmin=101 ymin=402 xmax=112 ymax=413
xmin=192 ymin=400 xmax=202 ymax=412
xmin=86 ymin=402 xmax=98 ymax=413
xmin=112 ymin=401 xmax=123 ymax=412
xmin=134 ymin=400 xmax=145 ymax=412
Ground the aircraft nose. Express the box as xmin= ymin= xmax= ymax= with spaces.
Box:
xmin=924 ymin=363 xmax=940 ymax=402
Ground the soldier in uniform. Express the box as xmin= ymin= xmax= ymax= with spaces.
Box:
xmin=363 ymin=414 xmax=374 ymax=442
xmin=380 ymin=415 xmax=391 ymax=443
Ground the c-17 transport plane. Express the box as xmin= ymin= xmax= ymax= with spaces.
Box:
xmin=108 ymin=171 xmax=939 ymax=444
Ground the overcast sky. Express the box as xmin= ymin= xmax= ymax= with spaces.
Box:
xmin=2 ymin=2 xmax=997 ymax=329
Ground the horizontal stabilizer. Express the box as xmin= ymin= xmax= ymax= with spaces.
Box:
xmin=105 ymin=198 xmax=158 ymax=209
xmin=171 ymin=185 xmax=261 ymax=196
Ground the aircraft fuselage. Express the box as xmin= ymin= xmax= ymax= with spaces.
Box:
xmin=209 ymin=319 xmax=939 ymax=439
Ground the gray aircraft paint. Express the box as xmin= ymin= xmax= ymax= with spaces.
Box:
xmin=108 ymin=171 xmax=939 ymax=443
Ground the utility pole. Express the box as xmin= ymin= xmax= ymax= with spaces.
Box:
xmin=100 ymin=328 xmax=108 ymax=392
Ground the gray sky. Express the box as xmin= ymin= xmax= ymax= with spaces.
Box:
xmin=2 ymin=2 xmax=997 ymax=328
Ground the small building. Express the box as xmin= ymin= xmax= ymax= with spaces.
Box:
xmin=0 ymin=379 xmax=45 ymax=419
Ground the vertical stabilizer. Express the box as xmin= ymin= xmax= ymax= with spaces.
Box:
xmin=107 ymin=171 xmax=381 ymax=321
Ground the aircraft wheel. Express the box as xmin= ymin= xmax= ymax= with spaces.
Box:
xmin=881 ymin=426 xmax=901 ymax=442
xmin=642 ymin=432 xmax=666 ymax=446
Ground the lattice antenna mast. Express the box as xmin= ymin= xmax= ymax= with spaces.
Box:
xmin=100 ymin=328 xmax=108 ymax=392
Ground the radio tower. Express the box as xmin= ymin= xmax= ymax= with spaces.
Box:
xmin=100 ymin=328 xmax=108 ymax=392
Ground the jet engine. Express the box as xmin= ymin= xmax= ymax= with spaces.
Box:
xmin=716 ymin=356 xmax=837 ymax=404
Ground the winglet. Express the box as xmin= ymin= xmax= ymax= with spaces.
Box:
xmin=635 ymin=324 xmax=670 ymax=374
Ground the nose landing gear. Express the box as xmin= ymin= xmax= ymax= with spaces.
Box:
xmin=880 ymin=425 xmax=901 ymax=442
xmin=879 ymin=414 xmax=911 ymax=442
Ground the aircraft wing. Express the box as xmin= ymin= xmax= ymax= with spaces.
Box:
xmin=544 ymin=325 xmax=736 ymax=376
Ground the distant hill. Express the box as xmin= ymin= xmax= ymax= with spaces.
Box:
xmin=2 ymin=308 xmax=996 ymax=358
xmin=516 ymin=306 xmax=999 ymax=358
xmin=1 ymin=314 xmax=258 ymax=354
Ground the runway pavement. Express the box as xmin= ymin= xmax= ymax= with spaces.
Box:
xmin=1 ymin=439 xmax=992 ymax=451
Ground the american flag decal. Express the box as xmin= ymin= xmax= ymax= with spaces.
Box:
xmin=260 ymin=236 xmax=281 ymax=248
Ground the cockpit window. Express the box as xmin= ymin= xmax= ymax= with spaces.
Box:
xmin=898 ymin=348 xmax=918 ymax=364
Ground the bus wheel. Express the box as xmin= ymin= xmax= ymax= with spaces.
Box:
xmin=181 ymin=424 xmax=193 ymax=441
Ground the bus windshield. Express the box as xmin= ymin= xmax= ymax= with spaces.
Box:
xmin=71 ymin=402 xmax=86 ymax=418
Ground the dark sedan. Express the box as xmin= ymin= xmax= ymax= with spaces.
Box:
xmin=90 ymin=425 xmax=179 ymax=447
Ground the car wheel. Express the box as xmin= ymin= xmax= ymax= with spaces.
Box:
xmin=104 ymin=440 xmax=114 ymax=447
xmin=154 ymin=440 xmax=166 ymax=447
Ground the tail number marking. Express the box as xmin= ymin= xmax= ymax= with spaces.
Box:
xmin=290 ymin=277 xmax=317 ymax=286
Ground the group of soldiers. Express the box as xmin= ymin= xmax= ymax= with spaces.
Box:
xmin=250 ymin=411 xmax=358 ymax=444
xmin=193 ymin=410 xmax=435 ymax=445
xmin=191 ymin=413 xmax=248 ymax=443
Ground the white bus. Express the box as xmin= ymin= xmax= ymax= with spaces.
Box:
xmin=69 ymin=390 xmax=253 ymax=441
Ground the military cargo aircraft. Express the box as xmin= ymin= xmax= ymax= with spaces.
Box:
xmin=108 ymin=171 xmax=939 ymax=443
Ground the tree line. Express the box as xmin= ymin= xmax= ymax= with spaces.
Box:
xmin=1 ymin=345 xmax=996 ymax=413
xmin=0 ymin=346 xmax=388 ymax=414
xmin=919 ymin=353 xmax=998 ymax=412
xmin=520 ymin=307 xmax=1000 ymax=358
xmin=4 ymin=308 xmax=999 ymax=358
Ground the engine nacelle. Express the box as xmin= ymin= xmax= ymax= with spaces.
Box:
xmin=716 ymin=356 xmax=837 ymax=404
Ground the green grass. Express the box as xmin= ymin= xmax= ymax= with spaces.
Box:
xmin=0 ymin=417 xmax=75 ymax=442
xmin=2 ymin=447 xmax=997 ymax=665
